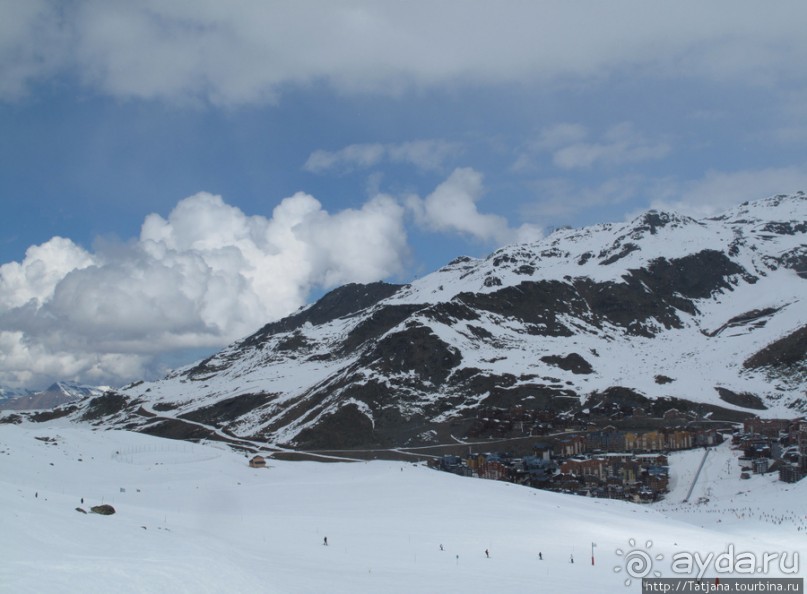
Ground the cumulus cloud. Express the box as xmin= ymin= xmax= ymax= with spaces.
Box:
xmin=304 ymin=140 xmax=462 ymax=174
xmin=514 ymin=122 xmax=670 ymax=171
xmin=2 ymin=2 xmax=806 ymax=103
xmin=406 ymin=167 xmax=542 ymax=245
xmin=0 ymin=190 xmax=408 ymax=388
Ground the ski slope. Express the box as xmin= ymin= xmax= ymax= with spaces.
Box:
xmin=1 ymin=422 xmax=803 ymax=593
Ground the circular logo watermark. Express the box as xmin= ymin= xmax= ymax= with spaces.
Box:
xmin=614 ymin=538 xmax=664 ymax=587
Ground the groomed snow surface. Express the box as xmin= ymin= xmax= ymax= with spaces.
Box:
xmin=1 ymin=423 xmax=804 ymax=593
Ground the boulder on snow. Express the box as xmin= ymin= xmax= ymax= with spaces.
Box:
xmin=90 ymin=504 xmax=116 ymax=515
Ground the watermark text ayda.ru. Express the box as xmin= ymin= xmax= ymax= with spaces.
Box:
xmin=671 ymin=545 xmax=799 ymax=580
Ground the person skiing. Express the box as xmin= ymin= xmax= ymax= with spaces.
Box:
xmin=439 ymin=544 xmax=444 ymax=551
xmin=485 ymin=549 xmax=490 ymax=558
xmin=539 ymin=552 xmax=543 ymax=560
xmin=570 ymin=554 xmax=574 ymax=564
xmin=323 ymin=536 xmax=328 ymax=546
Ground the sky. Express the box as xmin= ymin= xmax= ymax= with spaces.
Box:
xmin=2 ymin=1 xmax=807 ymax=390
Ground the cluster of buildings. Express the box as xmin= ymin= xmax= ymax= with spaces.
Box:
xmin=735 ymin=418 xmax=807 ymax=483
xmin=431 ymin=415 xmax=807 ymax=500
xmin=430 ymin=424 xmax=725 ymax=502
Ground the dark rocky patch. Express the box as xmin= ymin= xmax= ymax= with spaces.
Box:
xmin=339 ymin=304 xmax=424 ymax=355
xmin=540 ymin=353 xmax=594 ymax=374
xmin=180 ymin=392 xmax=277 ymax=426
xmin=423 ymin=301 xmax=480 ymax=326
xmin=81 ymin=393 xmax=129 ymax=421
xmin=715 ymin=387 xmax=767 ymax=410
xmin=138 ymin=418 xmax=219 ymax=441
xmin=703 ymin=307 xmax=779 ymax=337
xmin=457 ymin=281 xmax=580 ymax=337
xmin=362 ymin=325 xmax=462 ymax=385
xmin=90 ymin=504 xmax=116 ymax=515
xmin=241 ymin=282 xmax=403 ymax=348
xmin=29 ymin=405 xmax=78 ymax=422
xmin=483 ymin=275 xmax=502 ymax=287
xmin=600 ymin=242 xmax=640 ymax=265
xmin=638 ymin=250 xmax=751 ymax=299
xmin=743 ymin=326 xmax=807 ymax=373
xmin=654 ymin=375 xmax=675 ymax=385
xmin=276 ymin=332 xmax=311 ymax=352
xmin=152 ymin=402 xmax=180 ymax=412
xmin=293 ymin=403 xmax=375 ymax=449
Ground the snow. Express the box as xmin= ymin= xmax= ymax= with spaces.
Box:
xmin=1 ymin=422 xmax=803 ymax=593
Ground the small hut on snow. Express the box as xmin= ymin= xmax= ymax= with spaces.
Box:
xmin=249 ymin=455 xmax=267 ymax=468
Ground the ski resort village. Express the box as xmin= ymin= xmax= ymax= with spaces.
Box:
xmin=2 ymin=193 xmax=805 ymax=592
xmin=429 ymin=414 xmax=807 ymax=502
xmin=3 ymin=5 xmax=807 ymax=589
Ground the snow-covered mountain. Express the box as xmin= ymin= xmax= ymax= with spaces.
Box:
xmin=0 ymin=382 xmax=107 ymax=411
xmin=0 ymin=385 xmax=34 ymax=403
xmin=14 ymin=193 xmax=806 ymax=449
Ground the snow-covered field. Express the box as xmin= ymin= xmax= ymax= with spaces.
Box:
xmin=1 ymin=422 xmax=804 ymax=593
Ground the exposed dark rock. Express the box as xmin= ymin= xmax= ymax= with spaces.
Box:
xmin=362 ymin=325 xmax=462 ymax=385
xmin=276 ymin=332 xmax=311 ymax=352
xmin=340 ymin=304 xmax=424 ymax=355
xmin=483 ymin=275 xmax=502 ymax=287
xmin=293 ymin=403 xmax=375 ymax=449
xmin=81 ymin=393 xmax=129 ymax=421
xmin=241 ymin=282 xmax=403 ymax=348
xmin=138 ymin=418 xmax=219 ymax=441
xmin=152 ymin=402 xmax=179 ymax=412
xmin=715 ymin=387 xmax=767 ymax=410
xmin=90 ymin=504 xmax=115 ymax=515
xmin=600 ymin=242 xmax=640 ymax=265
xmin=540 ymin=353 xmax=594 ymax=375
xmin=457 ymin=281 xmax=580 ymax=337
xmin=704 ymin=308 xmax=780 ymax=337
xmin=743 ymin=326 xmax=807 ymax=373
xmin=29 ymin=406 xmax=77 ymax=422
xmin=654 ymin=375 xmax=675 ymax=385
xmin=180 ymin=393 xmax=277 ymax=426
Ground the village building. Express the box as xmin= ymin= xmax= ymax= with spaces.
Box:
xmin=248 ymin=455 xmax=267 ymax=468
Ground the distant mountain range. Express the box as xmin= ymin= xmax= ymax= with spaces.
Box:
xmin=3 ymin=193 xmax=805 ymax=449
xmin=0 ymin=382 xmax=107 ymax=411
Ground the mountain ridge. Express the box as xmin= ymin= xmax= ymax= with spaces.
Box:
xmin=4 ymin=193 xmax=805 ymax=450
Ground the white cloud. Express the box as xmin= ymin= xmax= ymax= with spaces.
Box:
xmin=3 ymin=2 xmax=806 ymax=103
xmin=650 ymin=166 xmax=807 ymax=217
xmin=304 ymin=140 xmax=462 ymax=174
xmin=0 ymin=190 xmax=408 ymax=388
xmin=525 ymin=166 xmax=807 ymax=222
xmin=514 ymin=122 xmax=670 ymax=171
xmin=406 ymin=167 xmax=542 ymax=245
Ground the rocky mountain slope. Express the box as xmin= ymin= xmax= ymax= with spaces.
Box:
xmin=10 ymin=194 xmax=806 ymax=449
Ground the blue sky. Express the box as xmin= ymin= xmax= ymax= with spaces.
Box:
xmin=2 ymin=1 xmax=807 ymax=390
